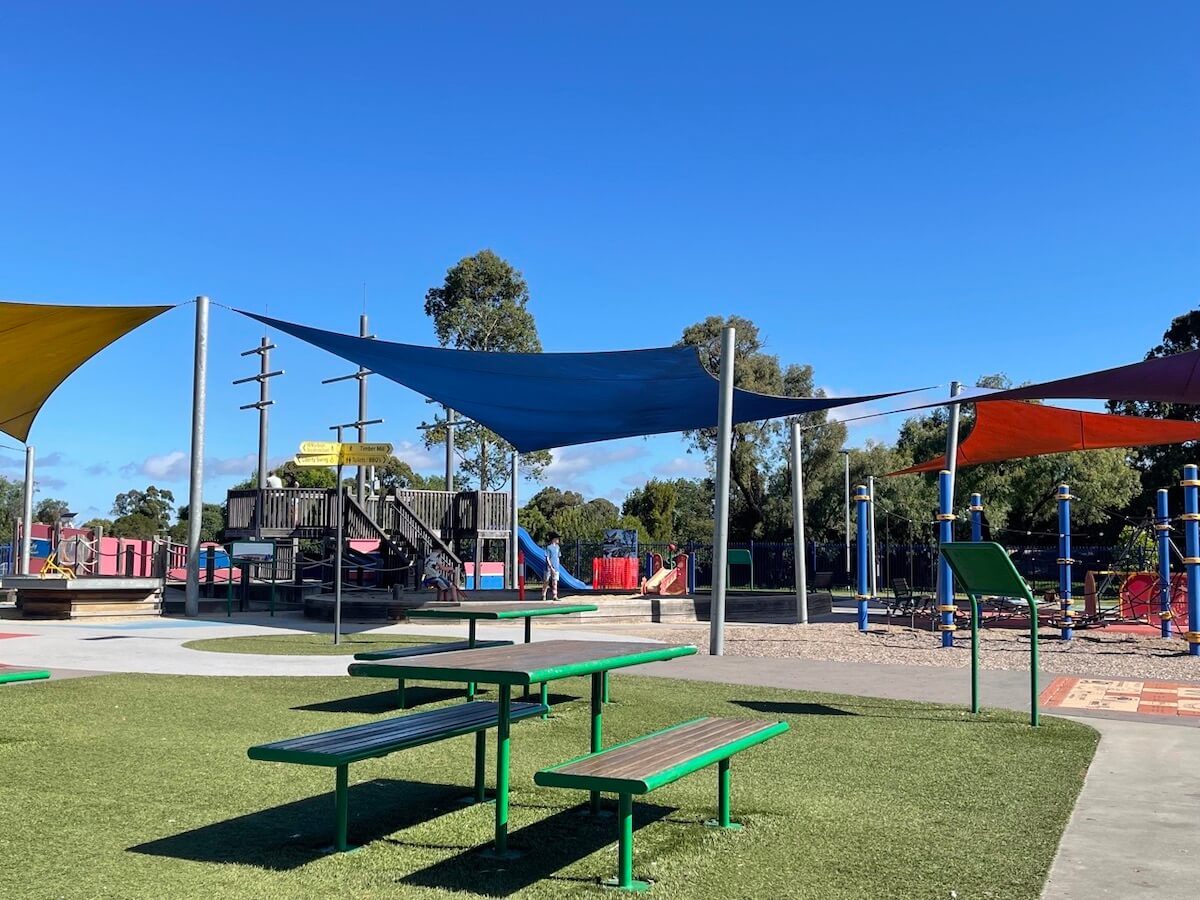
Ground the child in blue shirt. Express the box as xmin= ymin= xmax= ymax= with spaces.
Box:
xmin=542 ymin=532 xmax=562 ymax=601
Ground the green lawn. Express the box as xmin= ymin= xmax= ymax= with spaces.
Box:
xmin=183 ymin=632 xmax=457 ymax=656
xmin=0 ymin=674 xmax=1097 ymax=900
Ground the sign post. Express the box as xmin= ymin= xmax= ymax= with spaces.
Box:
xmin=294 ymin=438 xmax=393 ymax=645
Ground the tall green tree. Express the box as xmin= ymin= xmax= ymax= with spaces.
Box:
xmin=622 ymin=479 xmax=677 ymax=541
xmin=169 ymin=503 xmax=224 ymax=543
xmin=0 ymin=476 xmax=22 ymax=546
xmin=1108 ymin=308 xmax=1200 ymax=513
xmin=35 ymin=498 xmax=71 ymax=525
xmin=678 ymin=315 xmax=847 ymax=539
xmin=420 ymin=250 xmax=551 ymax=490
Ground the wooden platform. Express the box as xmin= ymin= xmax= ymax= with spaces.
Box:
xmin=2 ymin=577 xmax=163 ymax=619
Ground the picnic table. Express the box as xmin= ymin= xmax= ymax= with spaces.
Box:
xmin=348 ymin=639 xmax=697 ymax=857
xmin=403 ymin=601 xmax=599 ymax=704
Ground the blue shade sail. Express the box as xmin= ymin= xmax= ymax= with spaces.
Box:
xmin=241 ymin=311 xmax=916 ymax=452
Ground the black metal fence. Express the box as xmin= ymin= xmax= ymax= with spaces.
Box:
xmin=549 ymin=538 xmax=1127 ymax=592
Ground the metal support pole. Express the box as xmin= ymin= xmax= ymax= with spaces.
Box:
xmin=590 ymin=671 xmax=604 ymax=813
xmin=509 ymin=451 xmax=519 ymax=591
xmin=184 ymin=296 xmax=209 ymax=618
xmin=356 ymin=315 xmax=369 ymax=503
xmin=855 ymin=485 xmax=870 ymax=632
xmin=970 ymin=492 xmax=983 ymax=543
xmin=19 ymin=445 xmax=34 ymax=575
xmin=332 ymin=424 xmax=345 ymax=645
xmin=944 ymin=381 xmax=963 ymax=490
xmin=1156 ymin=489 xmax=1172 ymax=638
xmin=867 ymin=474 xmax=878 ymax=600
xmin=1057 ymin=484 xmax=1073 ymax=640
xmin=842 ymin=450 xmax=851 ymax=585
xmin=709 ymin=325 xmax=736 ymax=656
xmin=936 ymin=470 xmax=956 ymax=647
xmin=1183 ymin=464 xmax=1200 ymax=657
xmin=790 ymin=423 xmax=808 ymax=624
xmin=445 ymin=408 xmax=456 ymax=492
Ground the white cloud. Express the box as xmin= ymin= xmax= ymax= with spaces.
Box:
xmin=208 ymin=453 xmax=257 ymax=476
xmin=36 ymin=476 xmax=67 ymax=491
xmin=542 ymin=444 xmax=648 ymax=495
xmin=392 ymin=440 xmax=441 ymax=472
xmin=123 ymin=451 xmax=189 ymax=481
xmin=84 ymin=463 xmax=111 ymax=476
xmin=652 ymin=456 xmax=708 ymax=477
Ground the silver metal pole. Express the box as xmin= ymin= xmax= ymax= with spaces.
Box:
xmin=334 ymin=424 xmax=345 ymax=645
xmin=509 ymin=451 xmax=519 ymax=591
xmin=867 ymin=474 xmax=878 ymax=599
xmin=184 ymin=296 xmax=209 ymax=617
xmin=19 ymin=445 xmax=34 ymax=575
xmin=842 ymin=450 xmax=851 ymax=584
xmin=790 ymin=423 xmax=808 ymax=624
xmin=709 ymin=325 xmax=736 ymax=656
xmin=357 ymin=314 xmax=369 ymax=503
xmin=936 ymin=381 xmax=963 ymax=606
xmin=944 ymin=381 xmax=963 ymax=496
xmin=257 ymin=338 xmax=270 ymax=488
xmin=445 ymin=408 xmax=456 ymax=492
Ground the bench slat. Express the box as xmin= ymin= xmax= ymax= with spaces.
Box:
xmin=535 ymin=717 xmax=788 ymax=795
xmin=249 ymin=700 xmax=545 ymax=767
xmin=353 ymin=639 xmax=512 ymax=661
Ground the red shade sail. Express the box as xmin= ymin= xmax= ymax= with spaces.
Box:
xmin=888 ymin=400 xmax=1200 ymax=476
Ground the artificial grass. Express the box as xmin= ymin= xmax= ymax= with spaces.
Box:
xmin=182 ymin=632 xmax=457 ymax=656
xmin=0 ymin=673 xmax=1097 ymax=900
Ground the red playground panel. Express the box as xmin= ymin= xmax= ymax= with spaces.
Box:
xmin=1120 ymin=573 xmax=1189 ymax=630
xmin=592 ymin=557 xmax=639 ymax=590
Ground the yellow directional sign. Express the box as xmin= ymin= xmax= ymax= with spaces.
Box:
xmin=293 ymin=454 xmax=340 ymax=467
xmin=340 ymin=442 xmax=393 ymax=455
xmin=299 ymin=441 xmax=341 ymax=455
xmin=341 ymin=452 xmax=393 ymax=466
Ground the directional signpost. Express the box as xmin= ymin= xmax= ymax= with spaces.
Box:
xmin=293 ymin=442 xmax=394 ymax=468
xmin=292 ymin=440 xmax=395 ymax=644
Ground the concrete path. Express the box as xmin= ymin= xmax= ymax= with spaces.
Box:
xmin=0 ymin=611 xmax=657 ymax=676
xmin=1041 ymin=718 xmax=1199 ymax=899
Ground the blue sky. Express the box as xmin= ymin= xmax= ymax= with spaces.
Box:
xmin=1 ymin=2 xmax=1197 ymax=521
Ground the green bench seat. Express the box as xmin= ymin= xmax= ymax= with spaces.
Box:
xmin=353 ymin=639 xmax=514 ymax=708
xmin=535 ymin=716 xmax=788 ymax=891
xmin=0 ymin=667 xmax=50 ymax=684
xmin=249 ymin=699 xmax=546 ymax=851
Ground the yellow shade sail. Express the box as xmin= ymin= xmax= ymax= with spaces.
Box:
xmin=0 ymin=301 xmax=173 ymax=441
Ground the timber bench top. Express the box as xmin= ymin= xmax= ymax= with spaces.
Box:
xmin=348 ymin=639 xmax=697 ymax=686
xmin=535 ymin=717 xmax=789 ymax=794
xmin=405 ymin=602 xmax=598 ymax=619
xmin=353 ymin=638 xmax=512 ymax=661
xmin=248 ymin=700 xmax=546 ymax=767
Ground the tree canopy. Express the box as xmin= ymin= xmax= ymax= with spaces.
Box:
xmin=421 ymin=250 xmax=551 ymax=490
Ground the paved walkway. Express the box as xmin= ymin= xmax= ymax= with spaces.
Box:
xmin=1 ymin=611 xmax=1195 ymax=897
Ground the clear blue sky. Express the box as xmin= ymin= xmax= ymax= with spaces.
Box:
xmin=1 ymin=2 xmax=1197 ymax=521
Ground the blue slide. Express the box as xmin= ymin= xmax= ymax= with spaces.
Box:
xmin=517 ymin=526 xmax=591 ymax=591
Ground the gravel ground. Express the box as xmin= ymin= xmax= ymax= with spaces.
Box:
xmin=611 ymin=621 xmax=1200 ymax=682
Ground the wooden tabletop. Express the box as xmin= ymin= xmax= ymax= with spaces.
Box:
xmin=405 ymin=601 xmax=598 ymax=620
xmin=348 ymin=639 xmax=696 ymax=686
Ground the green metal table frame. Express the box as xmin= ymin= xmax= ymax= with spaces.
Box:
xmin=405 ymin=603 xmax=600 ymax=709
xmin=348 ymin=641 xmax=698 ymax=857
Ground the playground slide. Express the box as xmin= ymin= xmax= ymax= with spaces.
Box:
xmin=642 ymin=563 xmax=687 ymax=595
xmin=517 ymin=526 xmax=591 ymax=591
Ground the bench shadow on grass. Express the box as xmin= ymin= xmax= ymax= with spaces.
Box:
xmin=735 ymin=698 xmax=1015 ymax=724
xmin=733 ymin=699 xmax=857 ymax=717
xmin=397 ymin=800 xmax=673 ymax=896
xmin=128 ymin=778 xmax=464 ymax=871
xmin=294 ymin=688 xmax=580 ymax=715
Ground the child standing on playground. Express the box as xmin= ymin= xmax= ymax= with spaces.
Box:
xmin=542 ymin=532 xmax=562 ymax=601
